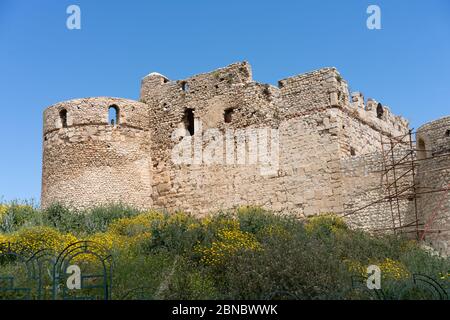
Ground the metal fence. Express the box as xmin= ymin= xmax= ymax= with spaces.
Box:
xmin=0 ymin=241 xmax=112 ymax=300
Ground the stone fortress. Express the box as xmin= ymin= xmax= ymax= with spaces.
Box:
xmin=41 ymin=62 xmax=450 ymax=254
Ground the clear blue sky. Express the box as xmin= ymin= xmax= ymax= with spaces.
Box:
xmin=1 ymin=0 xmax=449 ymax=203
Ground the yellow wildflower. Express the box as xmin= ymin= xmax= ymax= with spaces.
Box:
xmin=259 ymin=224 xmax=291 ymax=240
xmin=6 ymin=226 xmax=77 ymax=254
xmin=196 ymin=228 xmax=262 ymax=266
xmin=0 ymin=204 xmax=7 ymax=218
xmin=377 ymin=258 xmax=410 ymax=280
xmin=343 ymin=259 xmax=366 ymax=277
xmin=305 ymin=213 xmax=348 ymax=234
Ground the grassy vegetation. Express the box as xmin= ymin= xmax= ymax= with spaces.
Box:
xmin=0 ymin=202 xmax=448 ymax=300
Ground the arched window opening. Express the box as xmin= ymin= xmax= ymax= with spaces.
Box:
xmin=109 ymin=105 xmax=119 ymax=126
xmin=224 ymin=108 xmax=234 ymax=123
xmin=376 ymin=103 xmax=384 ymax=119
xmin=417 ymin=138 xmax=426 ymax=160
xmin=445 ymin=129 xmax=450 ymax=137
xmin=181 ymin=81 xmax=189 ymax=92
xmin=59 ymin=109 xmax=68 ymax=128
xmin=350 ymin=147 xmax=356 ymax=156
xmin=183 ymin=108 xmax=195 ymax=136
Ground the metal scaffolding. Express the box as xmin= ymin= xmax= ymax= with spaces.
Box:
xmin=344 ymin=128 xmax=450 ymax=240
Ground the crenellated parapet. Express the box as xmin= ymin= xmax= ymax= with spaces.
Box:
xmin=345 ymin=93 xmax=409 ymax=137
xmin=273 ymin=67 xmax=409 ymax=138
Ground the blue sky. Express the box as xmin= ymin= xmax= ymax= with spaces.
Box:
xmin=0 ymin=0 xmax=449 ymax=203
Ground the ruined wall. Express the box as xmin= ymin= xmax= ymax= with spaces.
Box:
xmin=337 ymin=95 xmax=411 ymax=232
xmin=41 ymin=97 xmax=153 ymax=209
xmin=416 ymin=117 xmax=450 ymax=255
xmin=139 ymin=63 xmax=348 ymax=216
xmin=275 ymin=68 xmax=412 ymax=231
xmin=41 ymin=62 xmax=415 ymax=225
xmin=339 ymin=147 xmax=414 ymax=233
xmin=276 ymin=68 xmax=348 ymax=216
xmin=138 ymin=63 xmax=412 ymax=220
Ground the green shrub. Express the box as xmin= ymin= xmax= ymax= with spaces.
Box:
xmin=0 ymin=201 xmax=41 ymax=233
xmin=161 ymin=257 xmax=219 ymax=300
xmin=218 ymin=227 xmax=352 ymax=299
xmin=0 ymin=203 xmax=448 ymax=300
xmin=42 ymin=203 xmax=142 ymax=235
xmin=305 ymin=213 xmax=348 ymax=238
xmin=141 ymin=212 xmax=208 ymax=257
xmin=42 ymin=203 xmax=79 ymax=233
xmin=112 ymin=251 xmax=174 ymax=300
xmin=83 ymin=204 xmax=141 ymax=234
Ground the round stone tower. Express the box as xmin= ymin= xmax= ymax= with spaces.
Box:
xmin=41 ymin=97 xmax=152 ymax=209
xmin=415 ymin=116 xmax=450 ymax=254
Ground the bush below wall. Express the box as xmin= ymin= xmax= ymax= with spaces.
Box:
xmin=0 ymin=203 xmax=448 ymax=300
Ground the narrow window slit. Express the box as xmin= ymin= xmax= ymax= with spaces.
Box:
xmin=183 ymin=108 xmax=195 ymax=136
xmin=59 ymin=109 xmax=68 ymax=128
xmin=181 ymin=81 xmax=189 ymax=92
xmin=109 ymin=105 xmax=119 ymax=126
xmin=376 ymin=103 xmax=384 ymax=119
xmin=224 ymin=108 xmax=234 ymax=123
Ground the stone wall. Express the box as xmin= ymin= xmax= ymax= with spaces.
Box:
xmin=41 ymin=98 xmax=153 ymax=209
xmin=137 ymin=62 xmax=411 ymax=223
xmin=138 ymin=64 xmax=346 ymax=216
xmin=416 ymin=116 xmax=450 ymax=255
xmin=336 ymin=101 xmax=412 ymax=232
xmin=41 ymin=62 xmax=449 ymax=253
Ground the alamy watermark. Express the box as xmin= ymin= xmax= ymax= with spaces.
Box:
xmin=367 ymin=5 xmax=381 ymax=30
xmin=66 ymin=264 xmax=82 ymax=290
xmin=366 ymin=265 xmax=381 ymax=290
xmin=171 ymin=120 xmax=279 ymax=176
xmin=66 ymin=5 xmax=81 ymax=30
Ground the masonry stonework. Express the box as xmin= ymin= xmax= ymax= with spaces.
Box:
xmin=416 ymin=117 xmax=450 ymax=254
xmin=42 ymin=98 xmax=152 ymax=209
xmin=41 ymin=62 xmax=450 ymax=254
